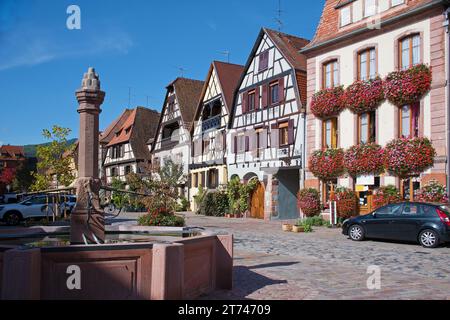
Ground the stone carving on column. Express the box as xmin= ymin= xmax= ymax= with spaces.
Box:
xmin=71 ymin=67 xmax=106 ymax=244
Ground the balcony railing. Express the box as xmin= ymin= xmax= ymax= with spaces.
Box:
xmin=202 ymin=115 xmax=221 ymax=132
xmin=160 ymin=135 xmax=180 ymax=149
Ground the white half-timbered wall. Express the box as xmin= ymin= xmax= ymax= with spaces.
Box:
xmin=227 ymin=32 xmax=305 ymax=181
xmin=103 ymin=143 xmax=137 ymax=183
xmin=192 ymin=66 xmax=229 ymax=164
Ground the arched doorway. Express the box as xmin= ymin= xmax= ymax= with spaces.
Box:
xmin=250 ymin=180 xmax=265 ymax=219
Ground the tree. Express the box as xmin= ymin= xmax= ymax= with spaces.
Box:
xmin=12 ymin=159 xmax=36 ymax=192
xmin=0 ymin=168 xmax=16 ymax=187
xmin=31 ymin=125 xmax=76 ymax=191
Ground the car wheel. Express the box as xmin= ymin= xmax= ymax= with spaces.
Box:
xmin=4 ymin=211 xmax=22 ymax=226
xmin=419 ymin=229 xmax=440 ymax=248
xmin=349 ymin=224 xmax=365 ymax=241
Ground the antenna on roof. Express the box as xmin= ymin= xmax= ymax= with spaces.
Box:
xmin=218 ymin=50 xmax=230 ymax=63
xmin=274 ymin=0 xmax=284 ymax=32
xmin=127 ymin=87 xmax=132 ymax=107
xmin=177 ymin=67 xmax=186 ymax=78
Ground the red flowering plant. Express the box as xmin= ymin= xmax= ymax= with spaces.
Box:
xmin=373 ymin=185 xmax=402 ymax=209
xmin=344 ymin=77 xmax=385 ymax=114
xmin=335 ymin=187 xmax=358 ymax=218
xmin=137 ymin=207 xmax=185 ymax=227
xmin=0 ymin=167 xmax=16 ymax=185
xmin=384 ymin=137 xmax=436 ymax=178
xmin=310 ymin=86 xmax=345 ymax=119
xmin=309 ymin=148 xmax=345 ymax=181
xmin=416 ymin=180 xmax=449 ymax=204
xmin=297 ymin=188 xmax=321 ymax=217
xmin=384 ymin=64 xmax=432 ymax=106
xmin=344 ymin=143 xmax=385 ymax=177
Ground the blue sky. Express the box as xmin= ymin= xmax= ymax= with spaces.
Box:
xmin=0 ymin=0 xmax=324 ymax=146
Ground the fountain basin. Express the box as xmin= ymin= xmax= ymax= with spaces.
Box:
xmin=0 ymin=226 xmax=233 ymax=300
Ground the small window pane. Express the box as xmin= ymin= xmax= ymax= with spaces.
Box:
xmin=325 ymin=120 xmax=332 ymax=148
xmin=401 ymin=105 xmax=411 ymax=138
xmin=412 ymin=35 xmax=420 ymax=66
xmin=341 ymin=7 xmax=351 ymax=26
xmin=360 ymin=52 xmax=367 ymax=81
xmin=360 ymin=113 xmax=369 ymax=143
xmin=391 ymin=0 xmax=404 ymax=7
xmin=364 ymin=0 xmax=377 ymax=17
xmin=333 ymin=62 xmax=339 ymax=87
xmin=369 ymin=49 xmax=376 ymax=79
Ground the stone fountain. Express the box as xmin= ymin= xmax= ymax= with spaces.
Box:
xmin=0 ymin=68 xmax=233 ymax=300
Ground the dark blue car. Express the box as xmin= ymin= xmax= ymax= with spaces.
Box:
xmin=342 ymin=202 xmax=450 ymax=248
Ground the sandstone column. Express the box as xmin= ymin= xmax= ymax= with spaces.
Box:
xmin=71 ymin=68 xmax=106 ymax=244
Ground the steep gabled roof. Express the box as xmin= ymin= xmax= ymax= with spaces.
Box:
xmin=228 ymin=28 xmax=309 ymax=128
xmin=191 ymin=61 xmax=244 ymax=134
xmin=105 ymin=107 xmax=160 ymax=160
xmin=171 ymin=77 xmax=205 ymax=130
xmin=302 ymin=0 xmax=439 ymax=53
xmin=264 ymin=28 xmax=309 ymax=72
xmin=99 ymin=109 xmax=133 ymax=145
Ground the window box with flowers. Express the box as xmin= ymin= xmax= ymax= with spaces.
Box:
xmin=309 ymin=148 xmax=345 ymax=181
xmin=344 ymin=143 xmax=385 ymax=177
xmin=384 ymin=137 xmax=436 ymax=178
xmin=343 ymin=77 xmax=385 ymax=114
xmin=384 ymin=64 xmax=432 ymax=106
xmin=310 ymin=86 xmax=345 ymax=119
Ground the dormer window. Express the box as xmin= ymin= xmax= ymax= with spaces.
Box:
xmin=340 ymin=6 xmax=351 ymax=27
xmin=364 ymin=0 xmax=377 ymax=18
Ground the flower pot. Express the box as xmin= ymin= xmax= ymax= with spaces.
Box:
xmin=292 ymin=225 xmax=305 ymax=233
xmin=225 ymin=214 xmax=231 ymax=218
xmin=282 ymin=223 xmax=293 ymax=232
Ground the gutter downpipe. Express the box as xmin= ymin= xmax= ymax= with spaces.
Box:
xmin=445 ymin=7 xmax=450 ymax=199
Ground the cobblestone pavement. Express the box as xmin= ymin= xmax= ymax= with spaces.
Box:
xmin=115 ymin=212 xmax=450 ymax=299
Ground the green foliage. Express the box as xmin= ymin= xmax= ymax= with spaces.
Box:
xmin=111 ymin=178 xmax=130 ymax=209
xmin=197 ymin=189 xmax=229 ymax=217
xmin=138 ymin=208 xmax=185 ymax=227
xmin=298 ymin=216 xmax=329 ymax=227
xmin=175 ymin=196 xmax=190 ymax=212
xmin=302 ymin=224 xmax=313 ymax=233
xmin=12 ymin=159 xmax=36 ymax=192
xmin=227 ymin=177 xmax=258 ymax=215
xmin=159 ymin=159 xmax=186 ymax=189
xmin=193 ymin=185 xmax=207 ymax=210
xmin=31 ymin=125 xmax=75 ymax=191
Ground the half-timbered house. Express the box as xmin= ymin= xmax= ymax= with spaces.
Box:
xmin=227 ymin=28 xmax=309 ymax=220
xmin=152 ymin=77 xmax=204 ymax=198
xmin=189 ymin=61 xmax=244 ymax=210
xmin=101 ymin=106 xmax=160 ymax=184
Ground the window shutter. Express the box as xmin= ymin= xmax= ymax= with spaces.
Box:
xmin=288 ymin=119 xmax=295 ymax=145
xmin=249 ymin=131 xmax=257 ymax=151
xmin=271 ymin=123 xmax=279 ymax=148
xmin=245 ymin=136 xmax=250 ymax=152
xmin=233 ymin=135 xmax=237 ymax=154
xmin=241 ymin=92 xmax=248 ymax=114
xmin=255 ymin=86 xmax=260 ymax=110
xmin=278 ymin=77 xmax=285 ymax=102
xmin=215 ymin=170 xmax=219 ymax=188
xmin=262 ymin=84 xmax=268 ymax=108
xmin=222 ymin=131 xmax=227 ymax=151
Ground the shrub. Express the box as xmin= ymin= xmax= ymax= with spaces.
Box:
xmin=335 ymin=187 xmax=358 ymax=218
xmin=309 ymin=148 xmax=345 ymax=181
xmin=373 ymin=185 xmax=402 ymax=209
xmin=416 ymin=180 xmax=448 ymax=204
xmin=227 ymin=177 xmax=258 ymax=215
xmin=198 ymin=189 xmax=230 ymax=217
xmin=138 ymin=208 xmax=185 ymax=227
xmin=175 ymin=196 xmax=190 ymax=212
xmin=297 ymin=188 xmax=321 ymax=217
xmin=344 ymin=143 xmax=385 ymax=177
xmin=300 ymin=216 xmax=328 ymax=227
xmin=384 ymin=137 xmax=436 ymax=178
xmin=310 ymin=86 xmax=345 ymax=119
xmin=344 ymin=77 xmax=385 ymax=114
xmin=384 ymin=64 xmax=432 ymax=106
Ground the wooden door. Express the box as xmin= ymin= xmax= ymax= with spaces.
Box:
xmin=358 ymin=191 xmax=373 ymax=215
xmin=250 ymin=182 xmax=265 ymax=219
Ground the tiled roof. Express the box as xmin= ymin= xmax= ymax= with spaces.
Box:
xmin=0 ymin=145 xmax=25 ymax=158
xmin=303 ymin=0 xmax=438 ymax=52
xmin=213 ymin=61 xmax=245 ymax=112
xmin=107 ymin=108 xmax=137 ymax=147
xmin=264 ymin=28 xmax=310 ymax=71
xmin=171 ymin=77 xmax=205 ymax=129
xmin=99 ymin=109 xmax=133 ymax=144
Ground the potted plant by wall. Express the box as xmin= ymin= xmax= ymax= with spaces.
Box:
xmin=297 ymin=188 xmax=322 ymax=217
xmin=310 ymin=86 xmax=345 ymax=119
xmin=282 ymin=223 xmax=293 ymax=232
xmin=344 ymin=77 xmax=385 ymax=114
xmin=335 ymin=187 xmax=358 ymax=219
xmin=373 ymin=185 xmax=402 ymax=209
xmin=384 ymin=63 xmax=432 ymax=106
xmin=416 ymin=180 xmax=449 ymax=203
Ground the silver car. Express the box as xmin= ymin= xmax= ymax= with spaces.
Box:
xmin=0 ymin=195 xmax=62 ymax=225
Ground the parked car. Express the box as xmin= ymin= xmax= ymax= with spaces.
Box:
xmin=342 ymin=202 xmax=450 ymax=248
xmin=0 ymin=193 xmax=18 ymax=204
xmin=58 ymin=195 xmax=77 ymax=216
xmin=0 ymin=195 xmax=65 ymax=225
